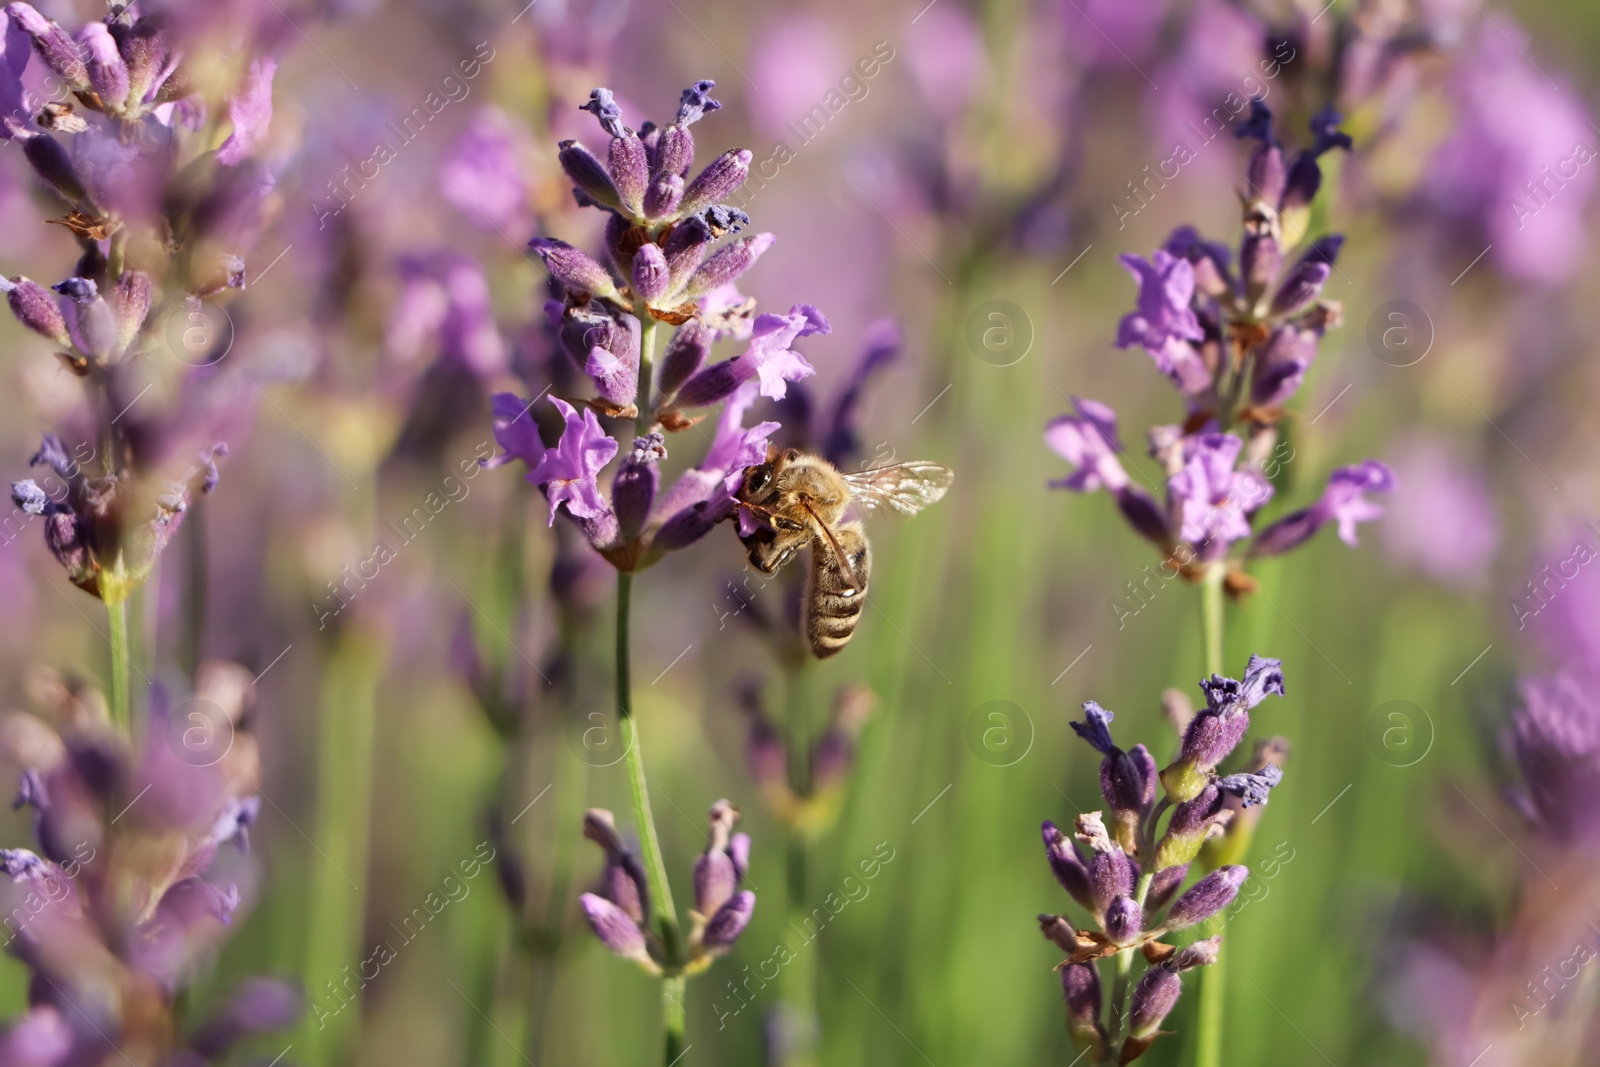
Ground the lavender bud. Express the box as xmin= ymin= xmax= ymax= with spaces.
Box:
xmin=1113 ymin=486 xmax=1172 ymax=546
xmin=631 ymin=242 xmax=670 ymax=304
xmin=1105 ymin=895 xmax=1142 ymax=945
xmin=7 ymin=4 xmax=88 ymax=91
xmin=4 ymin=277 xmax=70 ymax=346
xmin=1239 ymin=231 xmax=1281 ymax=303
xmin=1039 ymin=913 xmax=1077 ymax=953
xmin=118 ymin=17 xmax=166 ymax=107
xmin=694 ymin=847 xmax=738 ymax=921
xmin=1161 ymin=658 xmax=1284 ymax=800
xmin=603 ymin=213 xmax=637 ymax=282
xmin=558 ymin=139 xmax=621 ymax=211
xmin=608 ymin=132 xmax=648 ymax=217
xmin=79 ymin=23 xmax=129 ymax=111
xmin=1172 ymin=936 xmax=1222 ymax=970
xmin=658 ymin=319 xmax=711 ymax=399
xmin=644 ymin=173 xmax=684 ymax=219
xmin=1269 ymin=236 xmax=1343 ymax=318
xmin=1077 ymin=813 xmax=1137 ymax=918
xmin=579 ymin=892 xmax=652 ymax=965
xmin=1041 ymin=820 xmax=1093 ymax=911
xmin=109 ymin=270 xmax=152 ymax=355
xmin=23 ymin=134 xmax=86 ymax=201
xmin=1282 ymin=154 xmax=1323 ymax=212
xmin=741 ymin=685 xmax=787 ymax=790
xmin=700 ymin=890 xmax=755 ymax=953
xmin=680 ymin=148 xmax=752 ymax=218
xmin=1061 ymin=963 xmax=1103 ymax=1048
xmin=653 ymin=123 xmax=694 ymax=179
xmin=585 ymin=312 xmax=639 ymax=408
xmin=1127 ymin=966 xmax=1182 ymax=1038
xmin=662 ymin=216 xmax=712 ymax=292
xmin=1163 ymin=866 xmax=1247 ymax=930
xmin=683 ymin=233 xmax=775 ymax=299
xmin=1146 ymin=863 xmax=1189 ymax=912
xmin=673 ymin=359 xmax=742 ymax=408
xmin=1154 ymin=785 xmax=1222 ymax=870
xmin=529 ymin=237 xmax=617 ymax=298
xmin=1246 ymin=144 xmax=1286 ymax=206
xmin=613 ymin=434 xmax=663 ymax=541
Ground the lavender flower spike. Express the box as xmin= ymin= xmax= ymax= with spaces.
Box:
xmin=689 ymin=799 xmax=756 ymax=964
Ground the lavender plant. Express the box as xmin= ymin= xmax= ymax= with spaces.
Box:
xmin=1039 ymin=654 xmax=1286 ymax=1063
xmin=0 ymin=665 xmax=296 ymax=1061
xmin=1045 ymin=100 xmax=1393 ymax=1064
xmin=0 ymin=2 xmax=278 ymax=729
xmin=485 ymin=79 xmax=842 ymax=1061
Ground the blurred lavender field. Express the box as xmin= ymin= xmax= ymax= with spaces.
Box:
xmin=1 ymin=0 xmax=1599 ymax=1065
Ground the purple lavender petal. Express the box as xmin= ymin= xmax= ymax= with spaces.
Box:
xmin=216 ymin=57 xmax=276 ymax=166
xmin=526 ymin=398 xmax=619 ymax=527
xmin=1045 ymin=397 xmax=1129 ymax=493
xmin=78 ymin=22 xmax=128 ymax=111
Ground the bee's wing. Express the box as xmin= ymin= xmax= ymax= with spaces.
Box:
xmin=844 ymin=462 xmax=954 ymax=516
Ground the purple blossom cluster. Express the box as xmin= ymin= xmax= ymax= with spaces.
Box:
xmin=1048 ymin=102 xmax=1394 ymax=586
xmin=0 ymin=665 xmax=296 ymax=1061
xmin=580 ymin=801 xmax=755 ymax=974
xmin=0 ymin=2 xmax=280 ymax=603
xmin=487 ymin=80 xmax=836 ymax=573
xmin=1039 ymin=655 xmax=1288 ymax=1062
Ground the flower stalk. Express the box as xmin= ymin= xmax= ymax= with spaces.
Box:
xmin=106 ymin=594 xmax=131 ymax=732
xmin=1193 ymin=564 xmax=1228 ymax=1067
xmin=615 ymin=572 xmax=683 ymax=968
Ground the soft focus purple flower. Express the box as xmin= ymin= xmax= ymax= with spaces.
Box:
xmin=746 ymin=14 xmax=844 ymax=137
xmin=386 ymin=252 xmax=506 ymax=375
xmin=1380 ymin=436 xmax=1498 ymax=588
xmin=1115 ymin=251 xmax=1205 ymax=367
xmin=904 ymin=5 xmax=987 ymax=121
xmin=526 ymin=398 xmax=619 ymax=527
xmin=820 ymin=317 xmax=900 ymax=467
xmin=1168 ymin=433 xmax=1269 ymax=548
xmin=440 ymin=107 xmax=531 ymax=234
xmin=1506 ymin=674 xmax=1600 ymax=840
xmin=482 ymin=393 xmax=544 ymax=472
xmin=1428 ymin=17 xmax=1597 ymax=283
xmin=1045 ymin=397 xmax=1128 ymax=492
xmin=1250 ymin=460 xmax=1396 ymax=557
xmin=0 ymin=8 xmax=30 ymax=141
xmin=215 ymin=57 xmax=275 ymax=166
xmin=733 ymin=305 xmax=826 ymax=399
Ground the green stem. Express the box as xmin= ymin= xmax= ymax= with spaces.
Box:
xmin=298 ymin=627 xmax=385 ymax=1067
xmin=782 ymin=665 xmax=819 ymax=1066
xmin=1193 ymin=563 xmax=1228 ymax=1067
xmin=615 ymin=573 xmax=685 ymax=1046
xmin=663 ymin=975 xmax=687 ymax=1063
xmin=636 ymin=319 xmax=658 ymax=438
xmin=106 ymin=597 xmax=130 ymax=733
xmin=1200 ymin=564 xmax=1226 ymax=677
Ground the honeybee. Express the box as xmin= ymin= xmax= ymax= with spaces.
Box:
xmin=733 ymin=447 xmax=954 ymax=658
